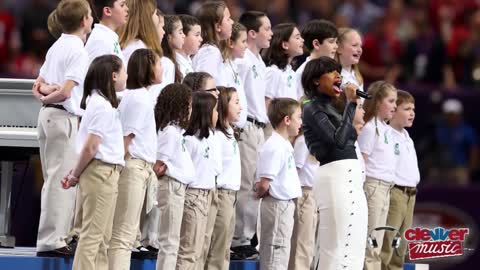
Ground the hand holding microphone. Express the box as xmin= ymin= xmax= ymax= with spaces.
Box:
xmin=341 ymin=83 xmax=372 ymax=101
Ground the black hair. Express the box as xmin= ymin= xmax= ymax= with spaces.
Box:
xmin=126 ymin=48 xmax=159 ymax=89
xmin=90 ymin=0 xmax=117 ymax=21
xmin=178 ymin=14 xmax=200 ymax=35
xmin=216 ymin=86 xmax=237 ymax=138
xmin=238 ymin=11 xmax=267 ymax=32
xmin=301 ymin=56 xmax=341 ymax=99
xmin=184 ymin=91 xmax=217 ymax=139
xmin=161 ymin=15 xmax=183 ymax=83
xmin=301 ymin=19 xmax=338 ymax=53
xmin=81 ymin=54 xmax=123 ymax=109
xmin=262 ymin=23 xmax=296 ymax=70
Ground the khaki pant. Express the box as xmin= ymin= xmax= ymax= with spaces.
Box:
xmin=380 ymin=187 xmax=416 ymax=270
xmin=202 ymin=189 xmax=237 ymax=270
xmin=155 ymin=175 xmax=187 ymax=270
xmin=233 ymin=122 xmax=264 ymax=247
xmin=176 ymin=188 xmax=211 ymax=270
xmin=36 ymin=107 xmax=78 ymax=252
xmin=288 ymin=188 xmax=316 ymax=270
xmin=259 ymin=196 xmax=295 ymax=270
xmin=72 ymin=160 xmax=121 ymax=270
xmin=364 ymin=177 xmax=394 ymax=270
xmin=108 ymin=158 xmax=153 ymax=270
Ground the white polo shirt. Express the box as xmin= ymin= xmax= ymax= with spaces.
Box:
xmin=235 ymin=48 xmax=269 ymax=123
xmin=77 ymin=91 xmax=125 ymax=166
xmin=216 ymin=127 xmax=241 ymax=190
xmin=391 ymin=128 xmax=420 ymax=187
xmin=149 ymin=56 xmax=175 ymax=104
xmin=341 ymin=67 xmax=364 ymax=92
xmin=118 ymin=88 xmax=157 ymax=163
xmin=295 ymin=57 xmax=311 ymax=99
xmin=176 ymin=52 xmax=193 ymax=80
xmin=223 ymin=59 xmax=248 ymax=128
xmin=265 ymin=64 xmax=297 ymax=100
xmin=39 ymin=34 xmax=88 ymax=116
xmin=184 ymin=131 xmax=222 ymax=189
xmin=192 ymin=44 xmax=226 ymax=85
xmin=85 ymin=23 xmax=125 ymax=65
xmin=293 ymin=134 xmax=319 ymax=187
xmin=122 ymin=39 xmax=146 ymax=67
xmin=156 ymin=124 xmax=195 ymax=185
xmin=357 ymin=119 xmax=395 ymax=182
xmin=257 ymin=131 xmax=302 ymax=200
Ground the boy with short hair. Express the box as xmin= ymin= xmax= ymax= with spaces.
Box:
xmin=231 ymin=10 xmax=273 ymax=260
xmin=255 ymin=97 xmax=303 ymax=270
xmin=295 ymin=19 xmax=338 ymax=98
xmin=85 ymin=0 xmax=129 ymax=64
xmin=177 ymin=14 xmax=202 ymax=79
xmin=380 ymin=90 xmax=420 ymax=270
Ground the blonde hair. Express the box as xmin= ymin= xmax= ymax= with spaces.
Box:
xmin=336 ymin=27 xmax=364 ymax=86
xmin=363 ymin=81 xmax=396 ymax=135
xmin=47 ymin=0 xmax=90 ymax=37
xmin=118 ymin=0 xmax=163 ymax=58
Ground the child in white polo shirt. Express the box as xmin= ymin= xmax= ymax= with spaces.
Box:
xmin=32 ymin=0 xmax=92 ymax=257
xmin=380 ymin=90 xmax=420 ymax=270
xmin=192 ymin=1 xmax=233 ymax=85
xmin=107 ymin=48 xmax=162 ymax=270
xmin=85 ymin=0 xmax=129 ymax=65
xmin=255 ymin=98 xmax=303 ymax=270
xmin=357 ymin=81 xmax=398 ymax=270
xmin=231 ymin=11 xmax=273 ymax=259
xmin=153 ymin=83 xmax=194 ymax=270
xmin=177 ymin=15 xmax=202 ymax=79
xmin=263 ymin=23 xmax=304 ymax=104
xmin=62 ymin=54 xmax=127 ymax=270
xmin=177 ymin=91 xmax=222 ymax=269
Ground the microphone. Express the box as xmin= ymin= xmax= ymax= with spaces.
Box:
xmin=356 ymin=89 xmax=372 ymax=99
xmin=340 ymin=84 xmax=372 ymax=99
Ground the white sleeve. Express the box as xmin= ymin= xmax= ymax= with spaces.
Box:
xmin=120 ymin=94 xmax=148 ymax=136
xmin=235 ymin=58 xmax=249 ymax=82
xmin=183 ymin=135 xmax=198 ymax=159
xmin=87 ymin=105 xmax=112 ymax=139
xmin=357 ymin=121 xmax=376 ymax=156
xmin=257 ymin=144 xmax=284 ymax=180
xmin=295 ymin=68 xmax=304 ymax=99
xmin=293 ymin=137 xmax=309 ymax=169
xmin=193 ymin=45 xmax=223 ymax=84
xmin=161 ymin=57 xmax=175 ymax=84
xmin=265 ymin=67 xmax=282 ymax=99
xmin=86 ymin=39 xmax=111 ymax=64
xmin=65 ymin=50 xmax=89 ymax=85
xmin=156 ymin=127 xmax=178 ymax=162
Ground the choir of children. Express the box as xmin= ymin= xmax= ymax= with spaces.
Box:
xmin=34 ymin=1 xmax=421 ymax=269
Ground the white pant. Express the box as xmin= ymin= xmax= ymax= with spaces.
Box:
xmin=36 ymin=107 xmax=78 ymax=251
xmin=313 ymin=159 xmax=368 ymax=270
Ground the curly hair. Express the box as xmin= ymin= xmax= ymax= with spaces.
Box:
xmin=154 ymin=83 xmax=192 ymax=131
